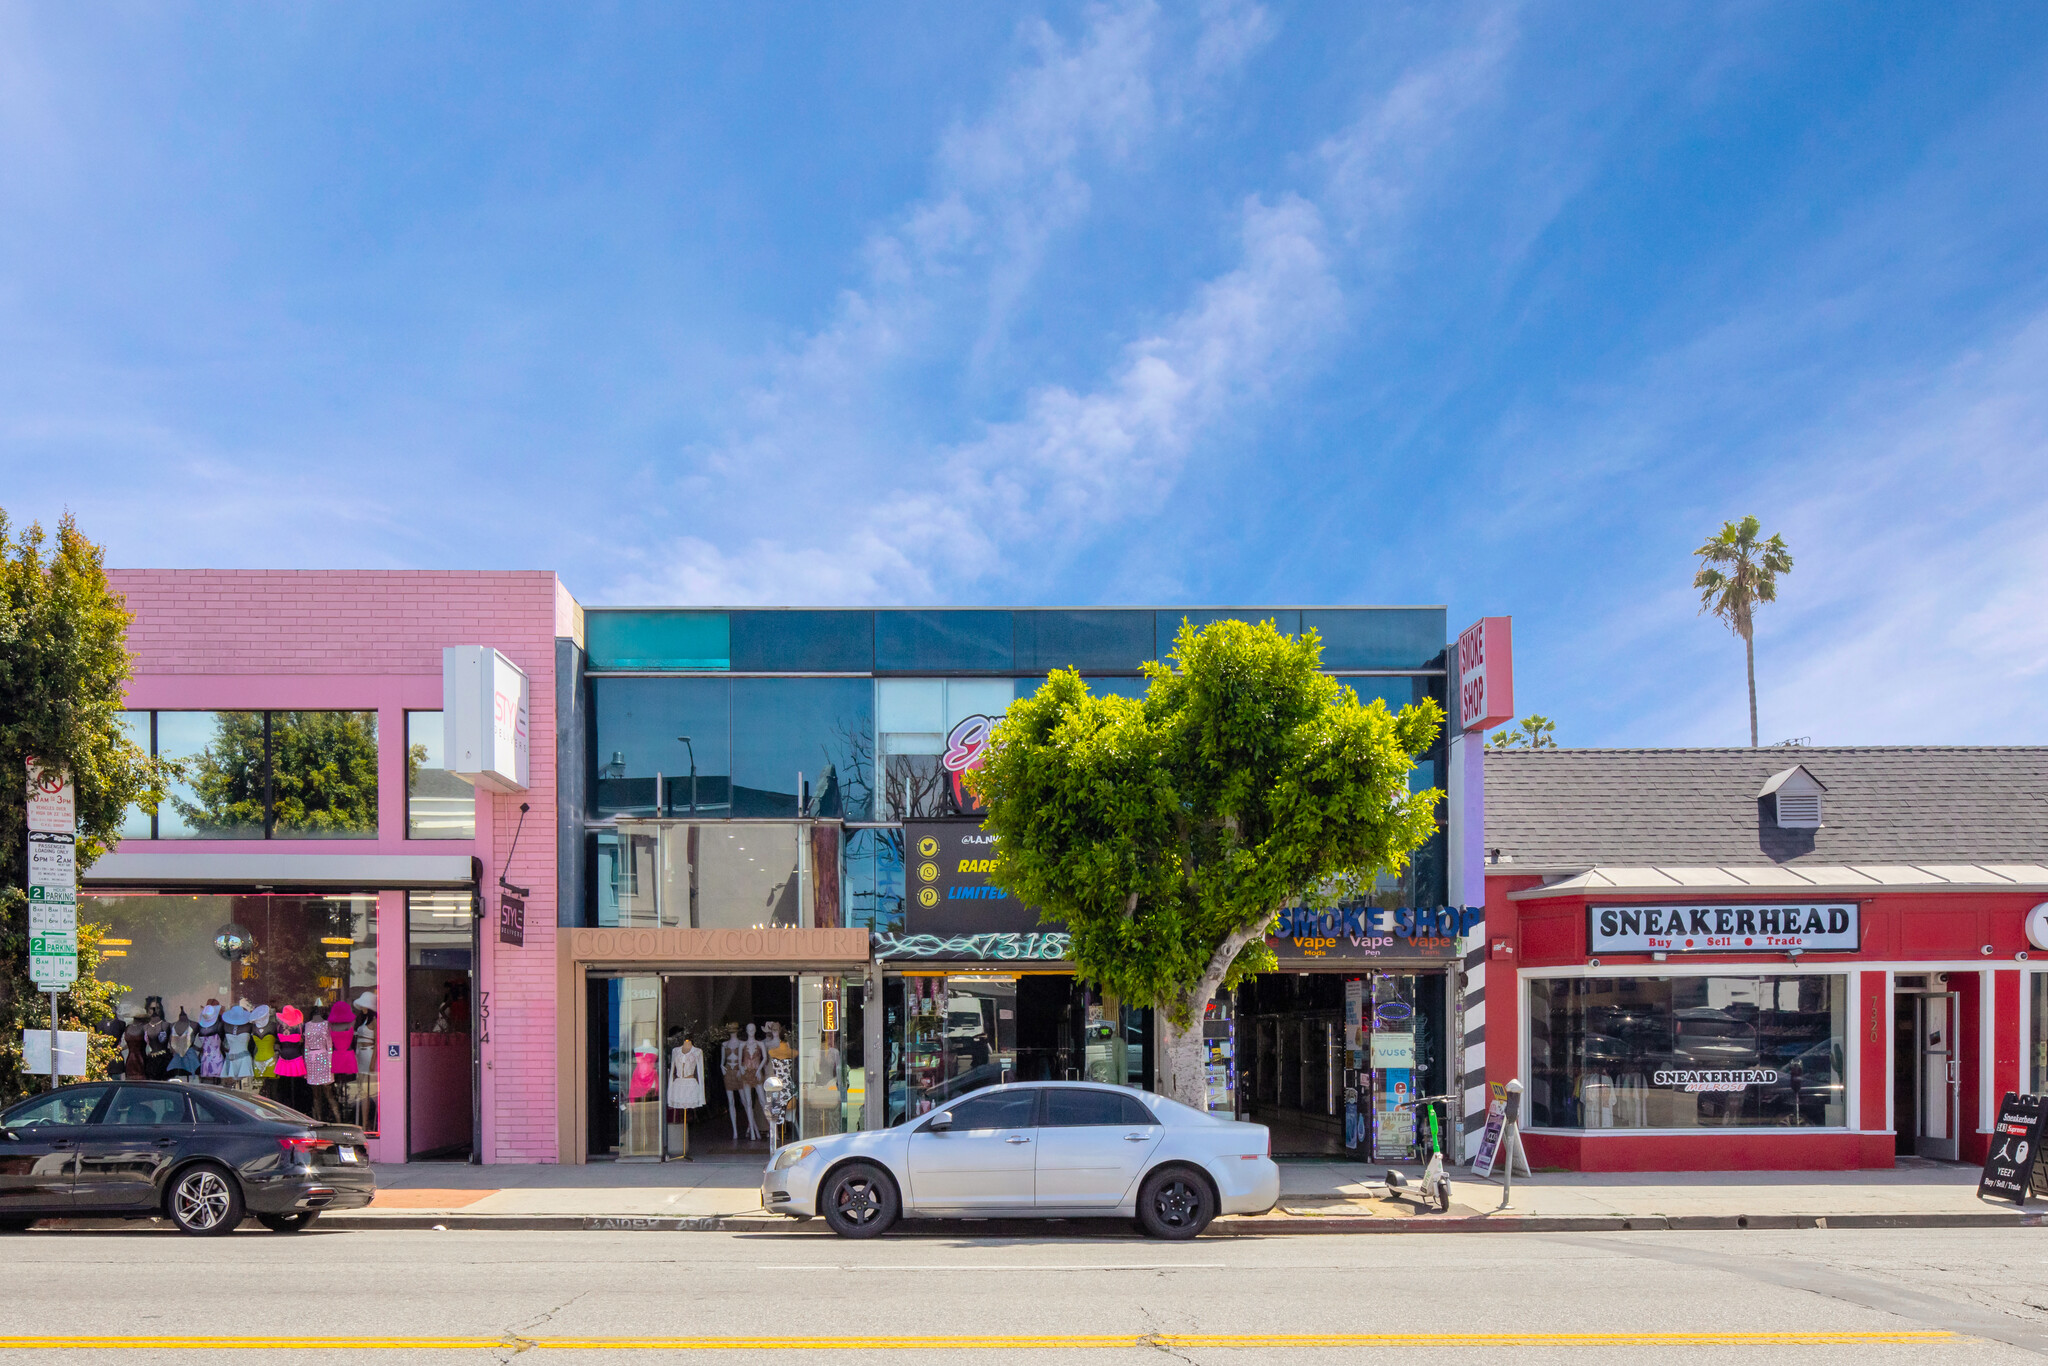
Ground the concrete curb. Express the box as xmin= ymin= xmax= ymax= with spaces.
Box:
xmin=301 ymin=1208 xmax=2048 ymax=1235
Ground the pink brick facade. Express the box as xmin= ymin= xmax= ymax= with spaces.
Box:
xmin=105 ymin=570 xmax=563 ymax=1165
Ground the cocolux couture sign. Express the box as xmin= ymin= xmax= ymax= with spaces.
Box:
xmin=1590 ymin=903 xmax=1860 ymax=955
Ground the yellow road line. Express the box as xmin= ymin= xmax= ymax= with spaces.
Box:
xmin=0 ymin=1331 xmax=1959 ymax=1350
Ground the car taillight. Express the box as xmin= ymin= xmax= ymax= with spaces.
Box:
xmin=278 ymin=1136 xmax=333 ymax=1161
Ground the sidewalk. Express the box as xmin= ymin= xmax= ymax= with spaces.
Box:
xmin=340 ymin=1157 xmax=2043 ymax=1234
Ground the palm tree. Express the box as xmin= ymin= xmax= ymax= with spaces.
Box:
xmin=1693 ymin=515 xmax=1793 ymax=747
xmin=1487 ymin=715 xmax=1557 ymax=749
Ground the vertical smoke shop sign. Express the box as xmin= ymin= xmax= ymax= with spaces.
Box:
xmin=25 ymin=761 xmax=78 ymax=986
xmin=877 ymin=821 xmax=1069 ymax=962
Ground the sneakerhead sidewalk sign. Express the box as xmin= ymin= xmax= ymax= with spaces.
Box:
xmin=1978 ymin=1092 xmax=2048 ymax=1206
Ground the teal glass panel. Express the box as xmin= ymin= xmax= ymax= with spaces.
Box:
xmin=1302 ymin=608 xmax=1446 ymax=670
xmin=587 ymin=611 xmax=731 ymax=671
xmin=1014 ymin=610 xmax=1152 ymax=673
xmin=875 ymin=610 xmax=1014 ymax=673
xmin=730 ymin=610 xmax=874 ymax=672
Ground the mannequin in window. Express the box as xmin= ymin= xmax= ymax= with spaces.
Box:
xmin=304 ymin=1001 xmax=336 ymax=1120
xmin=667 ymin=1028 xmax=705 ymax=1159
xmin=222 ymin=1001 xmax=255 ymax=1085
xmin=738 ymin=1024 xmax=770 ymax=1143
xmin=352 ymin=992 xmax=378 ymax=1079
xmin=143 ymin=997 xmax=172 ymax=1080
xmin=721 ymin=1027 xmax=758 ymax=1143
xmin=197 ymin=1000 xmax=226 ymax=1081
xmin=121 ymin=1003 xmax=149 ymax=1081
xmin=273 ymin=1004 xmax=307 ymax=1109
xmin=167 ymin=1007 xmax=199 ymax=1079
xmin=251 ymin=1004 xmax=277 ymax=1086
xmin=762 ymin=1022 xmax=796 ymax=1144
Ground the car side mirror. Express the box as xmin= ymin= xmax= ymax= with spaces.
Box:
xmin=927 ymin=1111 xmax=953 ymax=1133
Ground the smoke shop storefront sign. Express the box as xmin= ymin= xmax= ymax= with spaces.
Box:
xmin=1589 ymin=903 xmax=1860 ymax=955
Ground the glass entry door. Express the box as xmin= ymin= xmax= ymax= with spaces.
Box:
xmin=1916 ymin=993 xmax=1959 ymax=1161
xmin=610 ymin=975 xmax=665 ymax=1160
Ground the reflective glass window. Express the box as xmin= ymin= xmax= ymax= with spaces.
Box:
xmin=268 ymin=711 xmax=379 ymax=839
xmin=1041 ymin=1088 xmax=1131 ymax=1126
xmin=842 ymin=827 xmax=905 ymax=938
xmin=1014 ymin=610 xmax=1152 ymax=673
xmin=730 ymin=610 xmax=874 ymax=673
xmin=876 ymin=610 xmax=1014 ymax=673
xmin=593 ymin=678 xmax=731 ymax=818
xmin=1303 ymin=608 xmax=1446 ymax=670
xmin=116 ymin=710 xmax=153 ymax=839
xmin=730 ymin=678 xmax=875 ymax=820
xmin=585 ymin=611 xmax=730 ymax=670
xmin=877 ymin=679 xmax=1014 ymax=819
xmin=1528 ymin=975 xmax=1847 ymax=1130
xmin=666 ymin=823 xmax=808 ymax=930
xmin=940 ymin=1087 xmax=1036 ymax=1131
xmin=102 ymin=1087 xmax=191 ymax=1126
xmin=406 ymin=711 xmax=476 ymax=840
xmin=157 ymin=711 xmax=266 ymax=840
xmin=1155 ymin=610 xmax=1302 ymax=662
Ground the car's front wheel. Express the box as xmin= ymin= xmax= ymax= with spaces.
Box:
xmin=165 ymin=1164 xmax=244 ymax=1236
xmin=256 ymin=1212 xmax=321 ymax=1233
xmin=819 ymin=1162 xmax=899 ymax=1239
xmin=1136 ymin=1167 xmax=1215 ymax=1240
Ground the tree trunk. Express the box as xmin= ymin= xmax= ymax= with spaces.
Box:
xmin=1152 ymin=915 xmax=1276 ymax=1107
xmin=1744 ymin=629 xmax=1758 ymax=748
xmin=1157 ymin=1007 xmax=1208 ymax=1109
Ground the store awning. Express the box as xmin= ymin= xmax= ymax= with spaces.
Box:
xmin=1508 ymin=862 xmax=2048 ymax=899
xmin=81 ymin=850 xmax=477 ymax=891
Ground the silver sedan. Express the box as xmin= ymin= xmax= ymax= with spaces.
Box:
xmin=761 ymin=1081 xmax=1279 ymax=1239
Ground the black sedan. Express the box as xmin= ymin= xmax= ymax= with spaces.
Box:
xmin=0 ymin=1081 xmax=374 ymax=1235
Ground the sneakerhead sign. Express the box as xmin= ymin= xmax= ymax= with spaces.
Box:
xmin=1590 ymin=903 xmax=1860 ymax=955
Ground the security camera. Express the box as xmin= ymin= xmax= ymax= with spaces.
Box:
xmin=1587 ymin=958 xmax=1601 ymax=970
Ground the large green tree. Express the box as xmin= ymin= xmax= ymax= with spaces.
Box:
xmin=1694 ymin=514 xmax=1794 ymax=748
xmin=0 ymin=511 xmax=165 ymax=1101
xmin=966 ymin=619 xmax=1443 ymax=1104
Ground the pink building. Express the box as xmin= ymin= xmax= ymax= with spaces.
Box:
xmin=86 ymin=570 xmax=572 ymax=1165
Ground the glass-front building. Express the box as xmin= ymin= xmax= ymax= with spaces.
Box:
xmin=562 ymin=605 xmax=1452 ymax=1162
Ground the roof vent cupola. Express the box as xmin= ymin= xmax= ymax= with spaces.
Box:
xmin=1757 ymin=765 xmax=1827 ymax=830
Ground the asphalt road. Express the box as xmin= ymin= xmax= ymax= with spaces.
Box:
xmin=0 ymin=1225 xmax=2042 ymax=1365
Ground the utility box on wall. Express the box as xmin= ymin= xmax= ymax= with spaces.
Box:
xmin=444 ymin=646 xmax=531 ymax=793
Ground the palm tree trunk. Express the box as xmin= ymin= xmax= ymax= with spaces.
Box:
xmin=1744 ymin=630 xmax=1758 ymax=748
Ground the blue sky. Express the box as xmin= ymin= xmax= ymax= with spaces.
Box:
xmin=5 ymin=3 xmax=2046 ymax=747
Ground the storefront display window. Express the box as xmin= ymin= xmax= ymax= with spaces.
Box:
xmin=1529 ymin=974 xmax=1847 ymax=1130
xmin=406 ymin=711 xmax=476 ymax=839
xmin=79 ymin=893 xmax=380 ymax=1133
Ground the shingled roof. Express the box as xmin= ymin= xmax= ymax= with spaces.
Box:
xmin=1483 ymin=747 xmax=2048 ymax=871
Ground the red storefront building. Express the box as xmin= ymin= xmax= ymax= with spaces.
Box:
xmin=1480 ymin=748 xmax=2048 ymax=1171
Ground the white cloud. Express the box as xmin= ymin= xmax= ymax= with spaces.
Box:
xmin=608 ymin=4 xmax=1528 ymax=608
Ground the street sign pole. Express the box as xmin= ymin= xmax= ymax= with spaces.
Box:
xmin=26 ymin=760 xmax=79 ymax=1088
xmin=47 ymin=989 xmax=60 ymax=1092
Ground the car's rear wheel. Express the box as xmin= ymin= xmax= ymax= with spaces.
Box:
xmin=165 ymin=1163 xmax=244 ymax=1236
xmin=819 ymin=1162 xmax=898 ymax=1239
xmin=0 ymin=1217 xmax=36 ymax=1234
xmin=256 ymin=1212 xmax=321 ymax=1233
xmin=1136 ymin=1167 xmax=1215 ymax=1240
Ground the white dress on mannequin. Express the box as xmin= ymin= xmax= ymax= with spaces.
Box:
xmin=669 ymin=1044 xmax=706 ymax=1110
